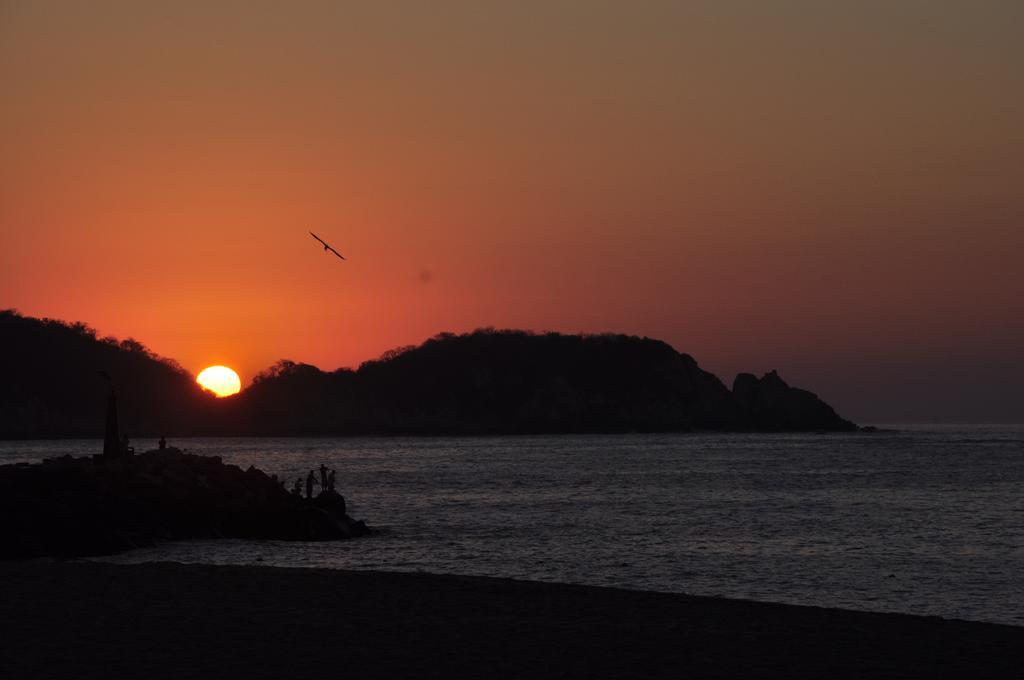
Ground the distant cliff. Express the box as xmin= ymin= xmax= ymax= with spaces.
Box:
xmin=0 ymin=311 xmax=856 ymax=437
xmin=733 ymin=370 xmax=853 ymax=431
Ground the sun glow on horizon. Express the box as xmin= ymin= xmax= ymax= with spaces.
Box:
xmin=196 ymin=365 xmax=242 ymax=397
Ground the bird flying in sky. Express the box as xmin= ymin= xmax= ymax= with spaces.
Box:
xmin=309 ymin=231 xmax=346 ymax=260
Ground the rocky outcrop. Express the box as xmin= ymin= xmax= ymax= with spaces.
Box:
xmin=732 ymin=371 xmax=857 ymax=432
xmin=0 ymin=448 xmax=371 ymax=560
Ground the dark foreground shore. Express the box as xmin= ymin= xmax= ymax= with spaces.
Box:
xmin=1 ymin=562 xmax=1020 ymax=679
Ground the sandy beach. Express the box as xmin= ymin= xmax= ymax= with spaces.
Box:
xmin=0 ymin=561 xmax=1020 ymax=679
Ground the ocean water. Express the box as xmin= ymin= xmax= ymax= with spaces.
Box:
xmin=2 ymin=426 xmax=1022 ymax=625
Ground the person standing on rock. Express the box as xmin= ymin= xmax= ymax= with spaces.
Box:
xmin=319 ymin=464 xmax=329 ymax=490
xmin=306 ymin=470 xmax=317 ymax=499
xmin=327 ymin=469 xmax=336 ymax=493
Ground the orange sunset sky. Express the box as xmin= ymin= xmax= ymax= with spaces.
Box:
xmin=2 ymin=1 xmax=1023 ymax=422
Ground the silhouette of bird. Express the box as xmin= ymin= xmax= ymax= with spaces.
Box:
xmin=309 ymin=231 xmax=346 ymax=260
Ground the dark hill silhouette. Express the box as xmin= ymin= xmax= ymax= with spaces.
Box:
xmin=237 ymin=330 xmax=740 ymax=434
xmin=0 ymin=310 xmax=222 ymax=438
xmin=0 ymin=311 xmax=856 ymax=437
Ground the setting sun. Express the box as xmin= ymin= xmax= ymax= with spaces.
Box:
xmin=196 ymin=365 xmax=242 ymax=397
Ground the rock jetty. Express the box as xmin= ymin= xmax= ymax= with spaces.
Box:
xmin=0 ymin=448 xmax=370 ymax=560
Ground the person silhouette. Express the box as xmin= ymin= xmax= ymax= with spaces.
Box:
xmin=306 ymin=470 xmax=317 ymax=499
xmin=319 ymin=464 xmax=328 ymax=490
xmin=327 ymin=470 xmax=336 ymax=493
xmin=120 ymin=434 xmax=134 ymax=456
xmin=158 ymin=436 xmax=167 ymax=450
